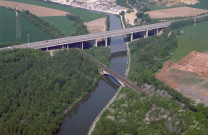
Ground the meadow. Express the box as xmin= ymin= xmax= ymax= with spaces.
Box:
xmin=0 ymin=7 xmax=51 ymax=44
xmin=171 ymin=22 xmax=208 ymax=62
xmin=190 ymin=0 xmax=208 ymax=10
xmin=7 ymin=0 xmax=106 ymax=22
xmin=42 ymin=16 xmax=77 ymax=37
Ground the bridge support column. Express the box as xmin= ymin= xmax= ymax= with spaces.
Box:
xmin=67 ymin=44 xmax=69 ymax=49
xmin=105 ymin=38 xmax=108 ymax=47
xmin=95 ymin=39 xmax=98 ymax=47
xmin=145 ymin=30 xmax=148 ymax=38
xmin=156 ymin=29 xmax=159 ymax=36
xmin=130 ymin=33 xmax=133 ymax=42
xmin=62 ymin=45 xmax=64 ymax=50
xmin=46 ymin=47 xmax=48 ymax=51
xmin=82 ymin=42 xmax=84 ymax=49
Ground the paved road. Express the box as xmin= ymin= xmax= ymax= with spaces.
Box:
xmin=1 ymin=14 xmax=207 ymax=52
xmin=0 ymin=21 xmax=171 ymax=51
xmin=76 ymin=48 xmax=149 ymax=95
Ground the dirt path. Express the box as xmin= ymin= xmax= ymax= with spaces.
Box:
xmin=0 ymin=0 xmax=68 ymax=17
xmin=125 ymin=0 xmax=137 ymax=26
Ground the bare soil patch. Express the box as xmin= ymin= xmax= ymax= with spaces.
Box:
xmin=156 ymin=51 xmax=208 ymax=105
xmin=84 ymin=17 xmax=107 ymax=34
xmin=146 ymin=7 xmax=208 ymax=18
xmin=125 ymin=11 xmax=137 ymax=26
xmin=0 ymin=0 xmax=68 ymax=17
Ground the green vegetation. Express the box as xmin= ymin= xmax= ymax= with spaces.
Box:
xmin=8 ymin=0 xmax=106 ymax=22
xmin=106 ymin=15 xmax=110 ymax=31
xmin=22 ymin=10 xmax=65 ymax=38
xmin=182 ymin=77 xmax=204 ymax=85
xmin=0 ymin=7 xmax=50 ymax=44
xmin=116 ymin=0 xmax=132 ymax=9
xmin=85 ymin=47 xmax=111 ymax=67
xmin=0 ymin=49 xmax=101 ymax=135
xmin=42 ymin=16 xmax=76 ymax=37
xmin=93 ymin=87 xmax=208 ymax=134
xmin=92 ymin=19 xmax=208 ymax=134
xmin=0 ymin=41 xmax=21 ymax=48
xmin=128 ymin=26 xmax=208 ymax=118
xmin=190 ymin=0 xmax=208 ymax=9
xmin=66 ymin=14 xmax=88 ymax=36
xmin=171 ymin=22 xmax=208 ymax=62
xmin=203 ymin=83 xmax=208 ymax=88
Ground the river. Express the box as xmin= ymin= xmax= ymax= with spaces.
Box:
xmin=57 ymin=14 xmax=127 ymax=135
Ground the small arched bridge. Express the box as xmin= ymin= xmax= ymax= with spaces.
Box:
xmin=76 ymin=48 xmax=149 ymax=96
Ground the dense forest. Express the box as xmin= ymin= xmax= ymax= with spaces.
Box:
xmin=92 ymin=19 xmax=208 ymax=134
xmin=0 ymin=49 xmax=101 ymax=134
xmin=93 ymin=87 xmax=208 ymax=134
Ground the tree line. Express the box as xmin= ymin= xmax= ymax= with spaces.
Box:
xmin=21 ymin=10 xmax=65 ymax=39
xmin=66 ymin=14 xmax=88 ymax=36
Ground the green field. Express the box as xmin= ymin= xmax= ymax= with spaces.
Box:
xmin=7 ymin=0 xmax=106 ymax=22
xmin=42 ymin=16 xmax=77 ymax=36
xmin=190 ymin=0 xmax=208 ymax=9
xmin=0 ymin=7 xmax=51 ymax=43
xmin=171 ymin=22 xmax=208 ymax=62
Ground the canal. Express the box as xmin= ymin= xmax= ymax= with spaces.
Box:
xmin=58 ymin=14 xmax=127 ymax=135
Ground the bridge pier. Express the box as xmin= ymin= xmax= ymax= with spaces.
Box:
xmin=82 ymin=42 xmax=84 ymax=49
xmin=156 ymin=29 xmax=159 ymax=36
xmin=105 ymin=38 xmax=108 ymax=47
xmin=94 ymin=39 xmax=98 ymax=47
xmin=130 ymin=33 xmax=133 ymax=42
xmin=145 ymin=30 xmax=148 ymax=38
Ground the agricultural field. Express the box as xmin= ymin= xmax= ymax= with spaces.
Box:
xmin=0 ymin=0 xmax=68 ymax=17
xmin=6 ymin=0 xmax=106 ymax=22
xmin=190 ymin=0 xmax=208 ymax=9
xmin=146 ymin=7 xmax=207 ymax=19
xmin=171 ymin=21 xmax=208 ymax=62
xmin=0 ymin=7 xmax=51 ymax=44
xmin=43 ymin=16 xmax=77 ymax=36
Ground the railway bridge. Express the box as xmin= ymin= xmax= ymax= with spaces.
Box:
xmin=76 ymin=48 xmax=149 ymax=95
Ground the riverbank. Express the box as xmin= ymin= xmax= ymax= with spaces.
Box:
xmin=88 ymin=27 xmax=131 ymax=135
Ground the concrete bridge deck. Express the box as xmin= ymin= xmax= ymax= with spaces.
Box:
xmin=0 ymin=21 xmax=171 ymax=51
xmin=76 ymin=48 xmax=149 ymax=95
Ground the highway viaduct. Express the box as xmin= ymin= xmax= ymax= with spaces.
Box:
xmin=0 ymin=21 xmax=171 ymax=51
xmin=1 ymin=14 xmax=208 ymax=51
